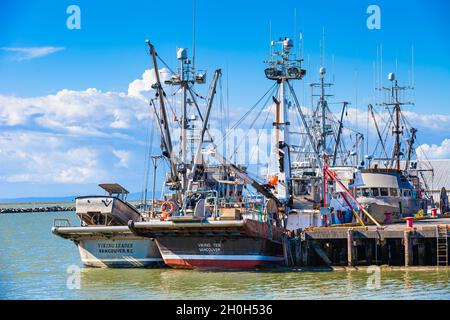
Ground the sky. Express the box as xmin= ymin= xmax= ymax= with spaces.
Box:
xmin=0 ymin=0 xmax=449 ymax=199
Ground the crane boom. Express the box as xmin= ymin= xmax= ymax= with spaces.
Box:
xmin=146 ymin=40 xmax=177 ymax=180
xmin=210 ymin=149 xmax=282 ymax=207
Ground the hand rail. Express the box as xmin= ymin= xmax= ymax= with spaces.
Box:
xmin=53 ymin=218 xmax=71 ymax=227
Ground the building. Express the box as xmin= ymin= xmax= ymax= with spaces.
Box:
xmin=414 ymin=159 xmax=450 ymax=206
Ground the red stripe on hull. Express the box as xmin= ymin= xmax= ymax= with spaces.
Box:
xmin=164 ymin=258 xmax=275 ymax=269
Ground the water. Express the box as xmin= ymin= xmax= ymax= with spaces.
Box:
xmin=0 ymin=212 xmax=449 ymax=300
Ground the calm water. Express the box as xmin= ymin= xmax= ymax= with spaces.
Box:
xmin=0 ymin=212 xmax=449 ymax=300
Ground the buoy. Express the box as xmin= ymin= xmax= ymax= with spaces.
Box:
xmin=161 ymin=201 xmax=175 ymax=220
xmin=431 ymin=208 xmax=438 ymax=218
xmin=405 ymin=217 xmax=414 ymax=229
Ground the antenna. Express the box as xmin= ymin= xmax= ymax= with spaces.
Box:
xmin=355 ymin=69 xmax=359 ymax=131
xmin=294 ymin=8 xmax=297 ymax=49
xmin=320 ymin=27 xmax=325 ymax=67
xmin=376 ymin=45 xmax=379 ymax=102
xmin=332 ymin=54 xmax=335 ymax=83
xmin=411 ymin=45 xmax=415 ymax=88
xmin=380 ymin=44 xmax=383 ymax=91
xmin=192 ymin=0 xmax=196 ymax=69
xmin=299 ymin=32 xmax=303 ymax=58
xmin=269 ymin=19 xmax=272 ymax=57
xmin=226 ymin=62 xmax=230 ymax=132
xmin=395 ymin=57 xmax=398 ymax=78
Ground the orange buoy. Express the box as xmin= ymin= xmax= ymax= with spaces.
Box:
xmin=268 ymin=175 xmax=278 ymax=186
xmin=161 ymin=201 xmax=175 ymax=221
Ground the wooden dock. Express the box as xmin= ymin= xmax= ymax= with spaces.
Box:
xmin=286 ymin=216 xmax=450 ymax=268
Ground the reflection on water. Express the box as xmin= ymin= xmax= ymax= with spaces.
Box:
xmin=0 ymin=212 xmax=449 ymax=299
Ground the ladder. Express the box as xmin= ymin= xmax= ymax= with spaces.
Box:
xmin=436 ymin=225 xmax=449 ymax=267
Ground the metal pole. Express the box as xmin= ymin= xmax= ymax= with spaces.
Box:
xmin=181 ymin=62 xmax=187 ymax=192
xmin=150 ymin=155 xmax=163 ymax=214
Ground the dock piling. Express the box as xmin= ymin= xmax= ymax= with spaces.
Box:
xmin=347 ymin=228 xmax=354 ymax=267
xmin=404 ymin=230 xmax=413 ymax=267
xmin=301 ymin=237 xmax=309 ymax=266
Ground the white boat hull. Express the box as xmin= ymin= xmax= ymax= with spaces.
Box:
xmin=77 ymin=237 xmax=163 ymax=268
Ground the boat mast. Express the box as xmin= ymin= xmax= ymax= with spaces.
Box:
xmin=179 ymin=49 xmax=189 ymax=193
xmin=320 ymin=68 xmax=327 ymax=154
xmin=380 ymin=73 xmax=414 ymax=171
xmin=309 ymin=66 xmax=334 ymax=163
xmin=146 ymin=40 xmax=177 ymax=181
xmin=265 ymin=37 xmax=306 ymax=205
xmin=393 ymin=77 xmax=401 ymax=171
xmin=276 ymin=72 xmax=291 ymax=201
xmin=405 ymin=127 xmax=417 ymax=170
xmin=332 ymin=101 xmax=349 ymax=166
xmin=186 ymin=69 xmax=222 ymax=194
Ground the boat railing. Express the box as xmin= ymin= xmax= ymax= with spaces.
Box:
xmin=184 ymin=190 xmax=219 ymax=218
xmin=53 ymin=218 xmax=71 ymax=228
xmin=204 ymin=190 xmax=219 ymax=218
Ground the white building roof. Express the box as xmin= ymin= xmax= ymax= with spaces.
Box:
xmin=416 ymin=159 xmax=450 ymax=192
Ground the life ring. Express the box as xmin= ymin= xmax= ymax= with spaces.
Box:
xmin=161 ymin=201 xmax=175 ymax=220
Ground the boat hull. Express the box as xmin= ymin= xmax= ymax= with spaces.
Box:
xmin=77 ymin=237 xmax=163 ymax=268
xmin=52 ymin=225 xmax=164 ymax=268
xmin=128 ymin=218 xmax=285 ymax=270
xmin=156 ymin=236 xmax=283 ymax=269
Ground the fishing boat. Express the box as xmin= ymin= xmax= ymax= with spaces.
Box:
xmin=125 ymin=39 xmax=300 ymax=269
xmin=132 ymin=37 xmax=385 ymax=269
xmin=52 ymin=183 xmax=164 ymax=267
xmin=286 ymin=62 xmax=366 ymax=229
xmin=352 ymin=73 xmax=432 ymax=223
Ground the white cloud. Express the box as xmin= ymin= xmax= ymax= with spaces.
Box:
xmin=128 ymin=68 xmax=169 ymax=98
xmin=0 ymin=71 xmax=164 ymax=137
xmin=417 ymin=139 xmax=450 ymax=159
xmin=0 ymin=131 xmax=104 ymax=184
xmin=1 ymin=46 xmax=65 ymax=61
xmin=1 ymin=67 xmax=448 ymax=188
xmin=342 ymin=107 xmax=450 ymax=134
xmin=0 ymin=69 xmax=170 ymax=185
xmin=112 ymin=149 xmax=131 ymax=168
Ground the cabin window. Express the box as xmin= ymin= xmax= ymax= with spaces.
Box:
xmin=371 ymin=188 xmax=379 ymax=197
xmin=390 ymin=188 xmax=398 ymax=197
xmin=380 ymin=188 xmax=389 ymax=196
xmin=357 ymin=189 xmax=363 ymax=197
xmin=362 ymin=188 xmax=372 ymax=197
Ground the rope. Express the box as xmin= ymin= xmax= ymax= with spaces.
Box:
xmin=156 ymin=54 xmax=176 ymax=75
xmin=248 ymin=99 xmax=275 ymax=165
xmin=215 ymin=83 xmax=277 ymax=147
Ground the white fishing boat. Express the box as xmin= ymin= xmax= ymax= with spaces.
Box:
xmin=52 ymin=183 xmax=164 ymax=268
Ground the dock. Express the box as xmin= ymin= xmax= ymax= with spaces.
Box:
xmin=287 ymin=216 xmax=450 ymax=268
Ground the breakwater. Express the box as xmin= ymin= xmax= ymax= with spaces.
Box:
xmin=0 ymin=205 xmax=75 ymax=214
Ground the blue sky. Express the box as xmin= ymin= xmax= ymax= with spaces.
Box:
xmin=0 ymin=0 xmax=449 ymax=199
